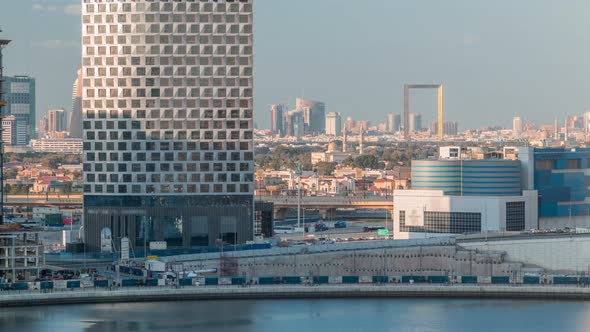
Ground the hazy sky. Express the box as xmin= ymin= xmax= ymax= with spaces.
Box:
xmin=1 ymin=0 xmax=589 ymax=130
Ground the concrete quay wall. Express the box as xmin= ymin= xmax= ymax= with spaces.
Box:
xmin=179 ymin=245 xmax=523 ymax=277
xmin=2 ymin=285 xmax=590 ymax=307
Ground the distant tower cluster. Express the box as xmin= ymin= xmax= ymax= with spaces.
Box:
xmin=39 ymin=109 xmax=67 ymax=139
xmin=272 ymin=98 xmax=327 ymax=138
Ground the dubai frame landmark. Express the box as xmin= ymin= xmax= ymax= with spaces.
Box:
xmin=404 ymin=84 xmax=443 ymax=140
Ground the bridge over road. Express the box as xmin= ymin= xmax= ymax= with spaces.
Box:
xmin=257 ymin=196 xmax=393 ymax=220
xmin=4 ymin=194 xmax=83 ymax=207
xmin=2 ymin=195 xmax=394 ymax=218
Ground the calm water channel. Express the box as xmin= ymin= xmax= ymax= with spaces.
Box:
xmin=1 ymin=298 xmax=589 ymax=332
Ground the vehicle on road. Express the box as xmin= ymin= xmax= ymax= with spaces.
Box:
xmin=335 ymin=220 xmax=347 ymax=229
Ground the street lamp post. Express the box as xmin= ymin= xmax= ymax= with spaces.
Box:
xmin=296 ymin=163 xmax=302 ymax=231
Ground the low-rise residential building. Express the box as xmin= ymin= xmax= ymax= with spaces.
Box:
xmin=30 ymin=138 xmax=82 ymax=154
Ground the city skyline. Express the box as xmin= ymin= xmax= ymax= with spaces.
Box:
xmin=2 ymin=0 xmax=590 ymax=130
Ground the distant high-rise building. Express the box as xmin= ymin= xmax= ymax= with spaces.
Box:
xmin=345 ymin=117 xmax=354 ymax=132
xmin=38 ymin=117 xmax=48 ymax=136
xmin=69 ymin=66 xmax=83 ymax=138
xmin=296 ymin=98 xmax=325 ymax=134
xmin=409 ymin=113 xmax=422 ymax=132
xmin=513 ymin=116 xmax=523 ymax=134
xmin=584 ymin=112 xmax=590 ymax=134
xmin=270 ymin=104 xmax=284 ymax=136
xmin=387 ymin=114 xmax=401 ymax=132
xmin=82 ymin=0 xmax=255 ymax=251
xmin=1 ymin=115 xmax=17 ymax=145
xmin=342 ymin=130 xmax=348 ymax=152
xmin=443 ymin=121 xmax=458 ymax=136
xmin=1 ymin=76 xmax=35 ymax=145
xmin=431 ymin=121 xmax=458 ymax=136
xmin=47 ymin=109 xmax=67 ymax=135
xmin=325 ymin=112 xmax=342 ymax=136
xmin=286 ymin=111 xmax=304 ymax=139
xmin=359 ymin=125 xmax=364 ymax=154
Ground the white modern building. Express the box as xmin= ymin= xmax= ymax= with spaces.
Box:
xmin=1 ymin=115 xmax=16 ymax=145
xmin=393 ymin=150 xmax=538 ymax=240
xmin=325 ymin=111 xmax=342 ymax=136
xmin=31 ymin=138 xmax=82 ymax=154
xmin=393 ymin=189 xmax=538 ymax=240
xmin=82 ymin=0 xmax=254 ymax=251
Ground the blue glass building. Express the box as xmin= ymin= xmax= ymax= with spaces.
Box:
xmin=1 ymin=76 xmax=35 ymax=145
xmin=519 ymin=147 xmax=590 ymax=220
xmin=411 ymin=159 xmax=522 ymax=196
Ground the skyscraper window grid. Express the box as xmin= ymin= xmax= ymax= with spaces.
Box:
xmin=82 ymin=0 xmax=254 ymax=251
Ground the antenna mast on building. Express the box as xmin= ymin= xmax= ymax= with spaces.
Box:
xmin=0 ymin=27 xmax=11 ymax=225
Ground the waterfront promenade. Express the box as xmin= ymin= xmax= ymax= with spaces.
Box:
xmin=2 ymin=284 xmax=590 ymax=307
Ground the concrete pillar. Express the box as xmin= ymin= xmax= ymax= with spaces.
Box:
xmin=274 ymin=208 xmax=287 ymax=221
xmin=319 ymin=208 xmax=336 ymax=220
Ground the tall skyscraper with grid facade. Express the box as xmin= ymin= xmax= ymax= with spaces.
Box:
xmin=82 ymin=0 xmax=254 ymax=252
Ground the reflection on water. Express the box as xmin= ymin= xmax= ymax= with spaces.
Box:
xmin=1 ymin=299 xmax=590 ymax=332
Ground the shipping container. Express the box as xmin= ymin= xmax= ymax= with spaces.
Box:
xmin=67 ymin=280 xmax=81 ymax=289
xmin=429 ymin=276 xmax=449 ymax=284
xmin=552 ymin=276 xmax=578 ymax=285
xmin=11 ymin=282 xmax=28 ymax=290
xmin=313 ymin=276 xmax=329 ymax=284
xmin=179 ymin=278 xmax=193 ymax=286
xmin=523 ymin=276 xmax=540 ymax=284
xmin=281 ymin=276 xmax=301 ymax=285
xmin=402 ymin=276 xmax=428 ymax=283
xmin=145 ymin=279 xmax=158 ymax=287
xmin=94 ymin=279 xmax=109 ymax=288
xmin=461 ymin=276 xmax=478 ymax=284
xmin=121 ymin=279 xmax=140 ymax=287
xmin=491 ymin=276 xmax=510 ymax=284
xmin=342 ymin=276 xmax=359 ymax=284
xmin=231 ymin=277 xmax=246 ymax=285
xmin=372 ymin=276 xmax=388 ymax=284
xmin=45 ymin=214 xmax=63 ymax=227
xmin=205 ymin=277 xmax=219 ymax=286
xmin=258 ymin=277 xmax=279 ymax=285
xmin=40 ymin=281 xmax=54 ymax=290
